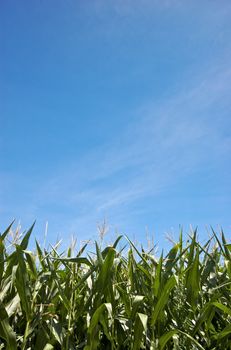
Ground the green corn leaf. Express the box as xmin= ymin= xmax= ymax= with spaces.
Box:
xmin=0 ymin=303 xmax=17 ymax=349
xmin=212 ymin=302 xmax=231 ymax=317
xmin=25 ymin=250 xmax=37 ymax=278
xmin=97 ymin=247 xmax=116 ymax=289
xmin=95 ymin=241 xmax=103 ymax=266
xmin=5 ymin=294 xmax=20 ymax=317
xmin=0 ymin=221 xmax=15 ymax=240
xmin=0 ymin=238 xmax=5 ymax=281
xmin=164 ymin=243 xmax=179 ymax=274
xmin=225 ymin=243 xmax=231 ymax=252
xmin=85 ymin=303 xmax=113 ymax=350
xmin=159 ymin=330 xmax=178 ymax=350
xmin=153 ymin=252 xmax=163 ymax=298
xmin=131 ymin=295 xmax=145 ymax=320
xmin=213 ymin=324 xmax=231 ymax=340
xmin=113 ymin=235 xmax=123 ymax=248
xmin=151 ymin=275 xmax=177 ymax=326
xmin=43 ymin=344 xmax=54 ymax=350
xmin=15 ymin=245 xmax=32 ymax=321
xmin=177 ymin=329 xmax=206 ymax=350
xmin=20 ymin=222 xmax=35 ymax=250
xmin=133 ymin=313 xmax=148 ymax=350
xmin=186 ymin=246 xmax=200 ymax=307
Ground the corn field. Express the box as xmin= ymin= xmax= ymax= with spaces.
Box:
xmin=0 ymin=222 xmax=231 ymax=349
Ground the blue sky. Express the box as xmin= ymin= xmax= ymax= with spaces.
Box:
xmin=1 ymin=0 xmax=231 ymax=248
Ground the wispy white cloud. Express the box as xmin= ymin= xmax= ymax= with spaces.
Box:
xmin=1 ymin=56 xmax=230 ymax=238
xmin=21 ymin=57 xmax=230 ymax=238
xmin=1 ymin=1 xmax=231 ymax=239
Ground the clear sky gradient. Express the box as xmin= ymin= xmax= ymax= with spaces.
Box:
xmin=1 ymin=0 xmax=231 ymax=248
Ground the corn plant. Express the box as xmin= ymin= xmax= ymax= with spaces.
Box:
xmin=0 ymin=222 xmax=230 ymax=349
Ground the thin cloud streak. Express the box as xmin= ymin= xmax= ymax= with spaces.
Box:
xmin=26 ymin=60 xmax=231 ymax=236
xmin=1 ymin=51 xmax=230 ymax=237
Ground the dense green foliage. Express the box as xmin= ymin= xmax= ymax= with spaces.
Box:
xmin=0 ymin=222 xmax=231 ymax=349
